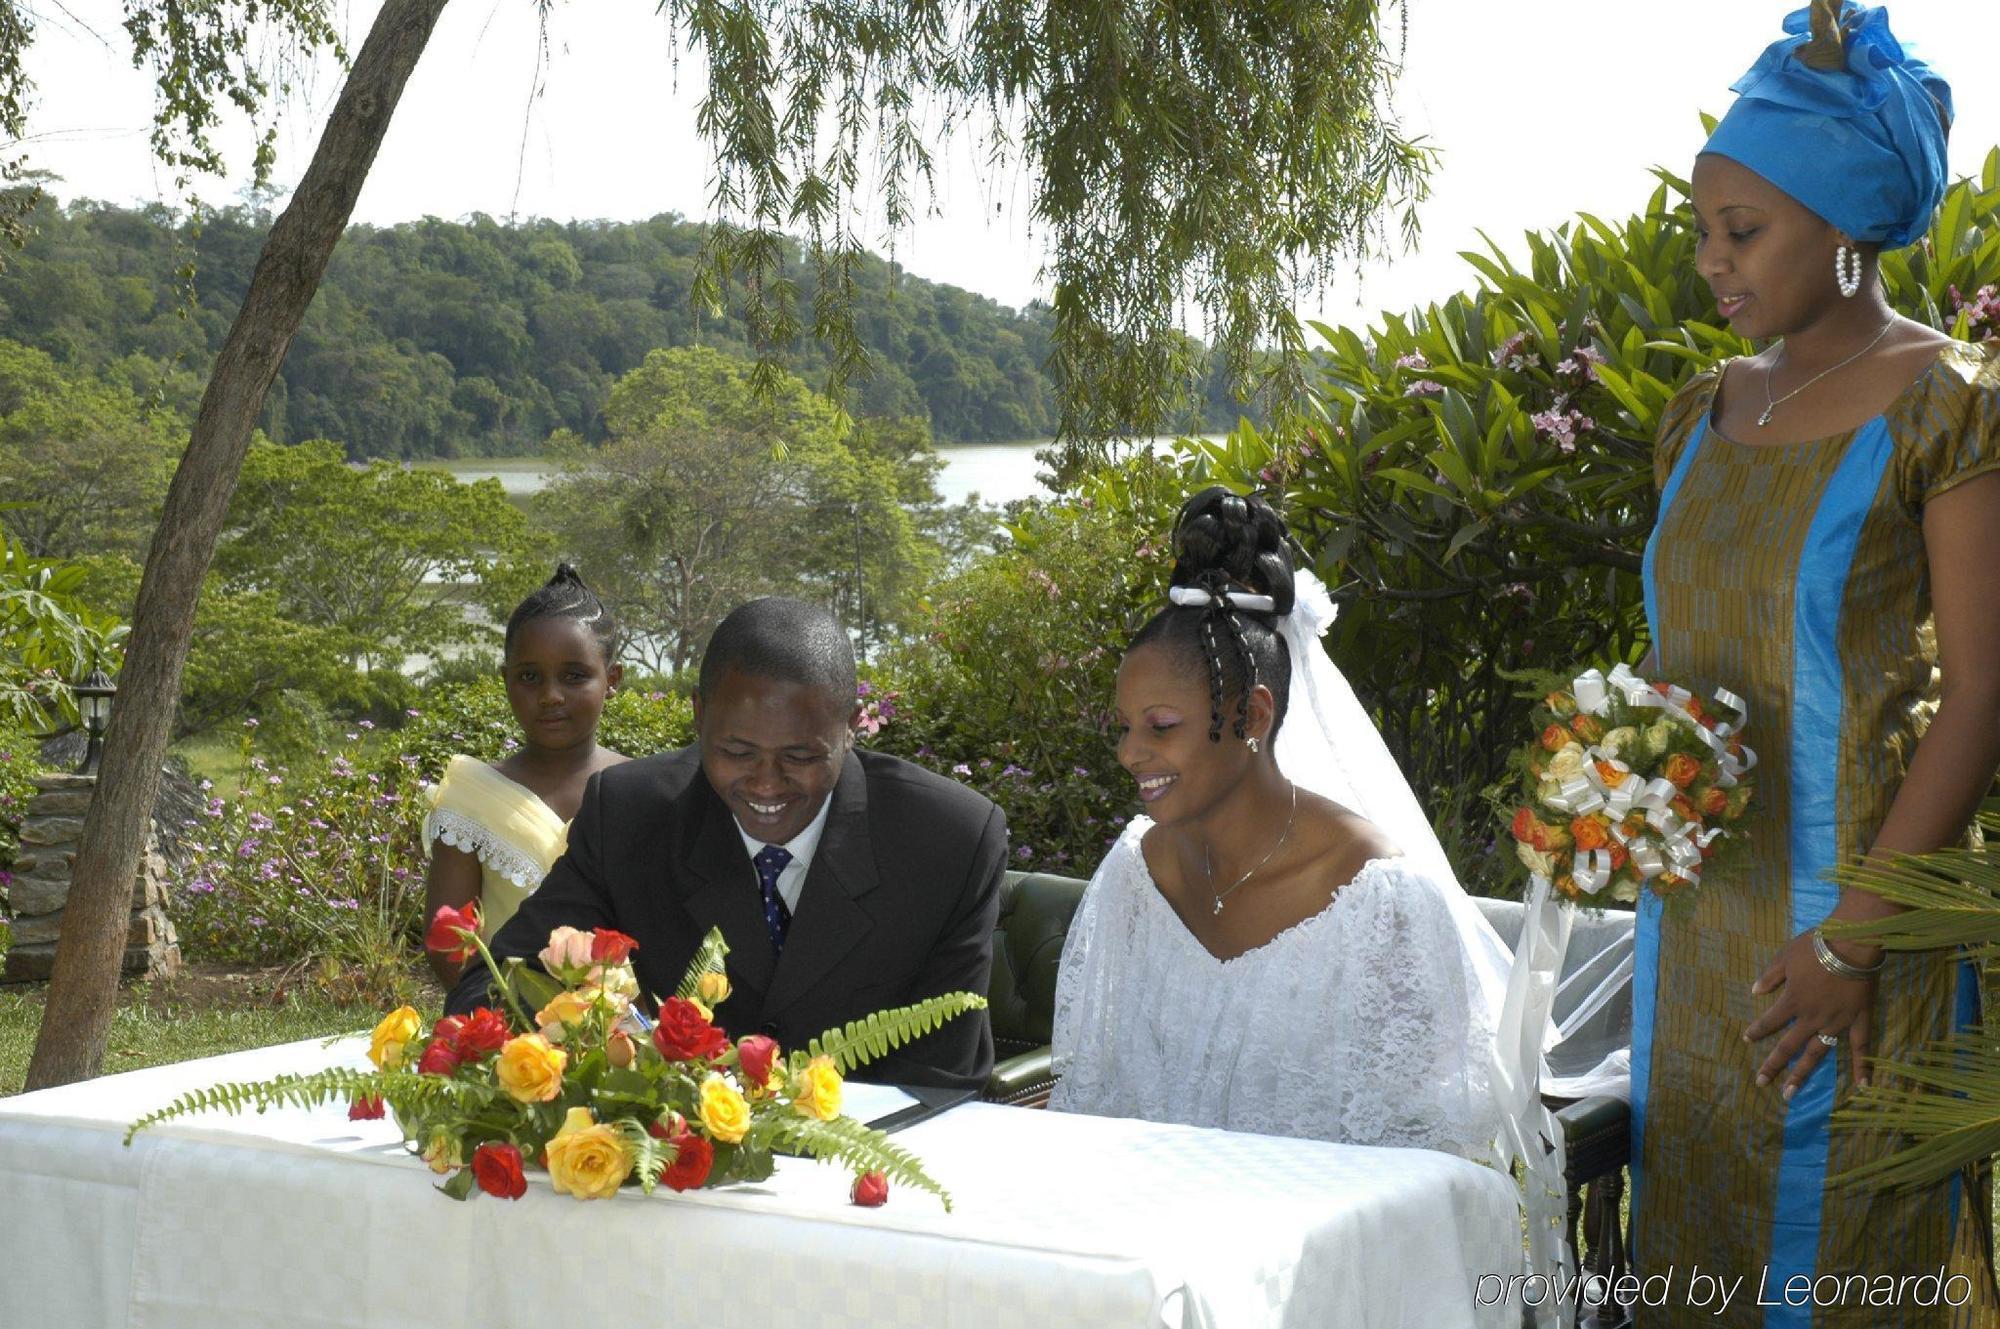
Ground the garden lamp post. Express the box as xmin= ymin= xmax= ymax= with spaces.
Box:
xmin=74 ymin=667 xmax=117 ymax=776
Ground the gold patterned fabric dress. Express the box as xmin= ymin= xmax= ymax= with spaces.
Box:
xmin=1634 ymin=340 xmax=2000 ymax=1327
xmin=422 ymin=755 xmax=570 ymax=941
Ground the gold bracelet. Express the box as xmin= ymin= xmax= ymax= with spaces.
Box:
xmin=1812 ymin=927 xmax=1884 ymax=980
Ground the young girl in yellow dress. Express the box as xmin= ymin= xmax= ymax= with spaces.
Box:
xmin=423 ymin=565 xmax=629 ymax=985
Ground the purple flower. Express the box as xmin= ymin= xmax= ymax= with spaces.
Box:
xmin=236 ymin=839 xmax=261 ymax=858
xmin=248 ymin=812 xmax=274 ymax=832
xmin=1404 ymin=380 xmax=1445 ymax=398
xmin=358 ymin=719 xmax=376 ymax=731
xmin=1015 ymin=845 xmax=1033 ymax=861
xmin=1393 ymin=350 xmax=1429 ymax=371
xmin=951 ymin=763 xmax=972 ymax=777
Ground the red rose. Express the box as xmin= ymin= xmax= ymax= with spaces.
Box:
xmin=652 ymin=997 xmax=729 ymax=1062
xmin=736 ymin=1034 xmax=780 ymax=1087
xmin=646 ymin=1111 xmax=689 ymax=1141
xmin=590 ymin=928 xmax=639 ymax=964
xmin=471 ymin=1142 xmax=527 ymax=1200
xmin=850 ymin=1170 xmax=890 ymax=1207
xmin=431 ymin=1014 xmax=468 ymax=1049
xmin=453 ymin=1007 xmax=511 ymax=1058
xmin=347 ymin=1095 xmax=385 ymax=1121
xmin=417 ymin=1040 xmax=461 ymax=1076
xmin=659 ymin=1133 xmax=714 ymax=1192
xmin=425 ymin=902 xmax=481 ymax=961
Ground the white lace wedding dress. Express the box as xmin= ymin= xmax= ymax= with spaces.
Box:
xmin=1050 ymin=817 xmax=1501 ymax=1161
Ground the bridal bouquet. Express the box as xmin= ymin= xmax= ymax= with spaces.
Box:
xmin=1507 ymin=663 xmax=1757 ymax=909
xmin=126 ymin=907 xmax=986 ymax=1209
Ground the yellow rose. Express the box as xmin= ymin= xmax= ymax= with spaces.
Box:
xmin=545 ymin=1106 xmax=632 ymax=1200
xmin=698 ymin=1074 xmax=751 ymax=1143
xmin=421 ymin=1129 xmax=462 ymax=1175
xmin=494 ymin=1033 xmax=568 ymax=1103
xmin=695 ymin=971 xmax=732 ymax=1006
xmin=688 ymin=998 xmax=713 ymax=1023
xmin=536 ymin=989 xmax=594 ymax=1038
xmin=368 ymin=1005 xmax=423 ymax=1070
xmin=1545 ymin=743 xmax=1588 ymax=783
xmin=792 ymin=1055 xmax=844 ymax=1122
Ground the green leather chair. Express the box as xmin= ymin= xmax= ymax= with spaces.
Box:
xmin=981 ymin=870 xmax=1087 ymax=1105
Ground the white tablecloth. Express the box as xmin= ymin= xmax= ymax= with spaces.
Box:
xmin=0 ymin=1036 xmax=1519 ymax=1329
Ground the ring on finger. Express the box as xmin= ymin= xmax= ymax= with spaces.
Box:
xmin=1814 ymin=1032 xmax=1840 ymax=1048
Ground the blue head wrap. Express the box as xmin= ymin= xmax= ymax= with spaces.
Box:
xmin=1702 ymin=2 xmax=1952 ymax=249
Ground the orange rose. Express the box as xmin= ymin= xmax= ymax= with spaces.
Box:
xmin=1683 ymin=696 xmax=1707 ymax=723
xmin=1607 ymin=842 xmax=1630 ymax=872
xmin=1663 ymin=753 xmax=1702 ymax=789
xmin=1570 ymin=815 xmax=1611 ymax=852
xmin=1698 ymin=786 xmax=1729 ymax=817
xmin=1670 ymin=795 xmax=1699 ymax=824
xmin=1552 ymin=875 xmax=1582 ymax=902
xmin=1593 ymin=760 xmax=1628 ymax=787
xmin=1570 ymin=714 xmax=1605 ymax=743
xmin=1545 ymin=691 xmax=1577 ymax=716
xmin=1540 ymin=724 xmax=1570 ymax=752
xmin=1510 ymin=807 xmax=1539 ymax=843
xmin=1652 ymin=872 xmax=1692 ymax=900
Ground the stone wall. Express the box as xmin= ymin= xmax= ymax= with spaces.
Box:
xmin=3 ymin=773 xmax=179 ymax=982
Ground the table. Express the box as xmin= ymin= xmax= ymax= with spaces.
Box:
xmin=0 ymin=1036 xmax=1520 ymax=1329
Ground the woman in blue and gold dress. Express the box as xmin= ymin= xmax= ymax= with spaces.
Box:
xmin=1636 ymin=4 xmax=2000 ymax=1324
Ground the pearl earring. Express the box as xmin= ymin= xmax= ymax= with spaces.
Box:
xmin=1246 ymin=736 xmax=1260 ymax=754
xmin=1835 ymin=244 xmax=1862 ymax=299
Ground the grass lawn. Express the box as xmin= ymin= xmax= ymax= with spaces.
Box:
xmin=0 ymin=966 xmax=438 ymax=1097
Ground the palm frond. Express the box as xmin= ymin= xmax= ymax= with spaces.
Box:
xmin=1824 ymin=846 xmax=2000 ymax=953
xmin=123 ymin=1067 xmax=482 ymax=1146
xmin=806 ymin=992 xmax=989 ymax=1074
xmin=1830 ymin=1032 xmax=2000 ymax=1191
xmin=763 ymin=1110 xmax=951 ymax=1209
xmin=675 ymin=927 xmax=732 ymax=1001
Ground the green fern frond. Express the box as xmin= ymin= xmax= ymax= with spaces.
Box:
xmin=806 ymin=992 xmax=988 ymax=1074
xmin=675 ymin=927 xmax=732 ymax=1001
xmin=764 ymin=1111 xmax=952 ymax=1210
xmin=616 ymin=1119 xmax=670 ymax=1194
xmin=1830 ymin=1032 xmax=2000 ymax=1192
xmin=123 ymin=1068 xmax=480 ymax=1146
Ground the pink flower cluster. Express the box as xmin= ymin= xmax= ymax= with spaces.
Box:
xmin=1531 ymin=406 xmax=1596 ymax=454
xmin=1950 ymin=284 xmax=2000 ymax=340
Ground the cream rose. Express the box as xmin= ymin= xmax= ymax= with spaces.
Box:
xmin=1545 ymin=743 xmax=1589 ymax=783
xmin=1598 ymin=726 xmax=1640 ymax=761
xmin=1515 ymin=842 xmax=1555 ymax=878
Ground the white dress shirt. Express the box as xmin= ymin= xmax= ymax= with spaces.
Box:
xmin=733 ymin=795 xmax=832 ymax=913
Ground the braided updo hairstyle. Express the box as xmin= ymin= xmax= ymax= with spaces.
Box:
xmin=505 ymin=563 xmax=619 ymax=664
xmin=1128 ymin=487 xmax=1296 ymax=743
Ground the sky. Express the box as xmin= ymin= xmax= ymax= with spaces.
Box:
xmin=17 ymin=0 xmax=2000 ymax=327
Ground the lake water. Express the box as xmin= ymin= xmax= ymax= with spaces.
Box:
xmin=435 ymin=439 xmax=1057 ymax=507
xmin=431 ymin=436 xmax=1210 ymax=507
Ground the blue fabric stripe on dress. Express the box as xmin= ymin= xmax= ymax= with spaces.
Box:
xmin=1632 ymin=415 xmax=1709 ymax=1248
xmin=1950 ymin=960 xmax=1981 ymax=1238
xmin=1767 ymin=416 xmax=1895 ymax=1327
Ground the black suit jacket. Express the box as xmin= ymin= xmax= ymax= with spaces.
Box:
xmin=445 ymin=747 xmax=1006 ymax=1090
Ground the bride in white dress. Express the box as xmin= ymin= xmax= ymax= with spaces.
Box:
xmin=1050 ymin=487 xmax=1511 ymax=1160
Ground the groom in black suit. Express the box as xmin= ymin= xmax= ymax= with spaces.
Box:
xmin=445 ymin=598 xmax=1007 ymax=1090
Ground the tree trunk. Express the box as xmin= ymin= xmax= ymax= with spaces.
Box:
xmin=24 ymin=0 xmax=453 ymax=1091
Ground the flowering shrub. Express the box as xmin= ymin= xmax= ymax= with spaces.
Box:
xmin=171 ymin=733 xmax=431 ymax=975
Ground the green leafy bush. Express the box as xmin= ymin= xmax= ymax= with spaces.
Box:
xmin=392 ymin=676 xmax=696 ymax=781
xmin=1175 ymin=147 xmax=2000 ymax=894
xmin=871 ymin=463 xmax=1179 ymax=872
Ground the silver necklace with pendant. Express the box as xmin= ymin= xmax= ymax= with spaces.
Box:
xmin=1207 ymin=780 xmax=1299 ymax=915
xmin=1759 ymin=319 xmax=1896 ymax=426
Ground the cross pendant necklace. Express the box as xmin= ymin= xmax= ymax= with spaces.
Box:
xmin=1207 ymin=781 xmax=1299 ymax=915
xmin=1759 ymin=318 xmax=1896 ymax=426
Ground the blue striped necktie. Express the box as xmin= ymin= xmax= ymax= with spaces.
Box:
xmin=754 ymin=844 xmax=793 ymax=959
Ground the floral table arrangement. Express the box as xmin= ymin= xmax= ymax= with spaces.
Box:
xmin=1506 ymin=662 xmax=1757 ymax=910
xmin=126 ymin=906 xmax=986 ymax=1209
